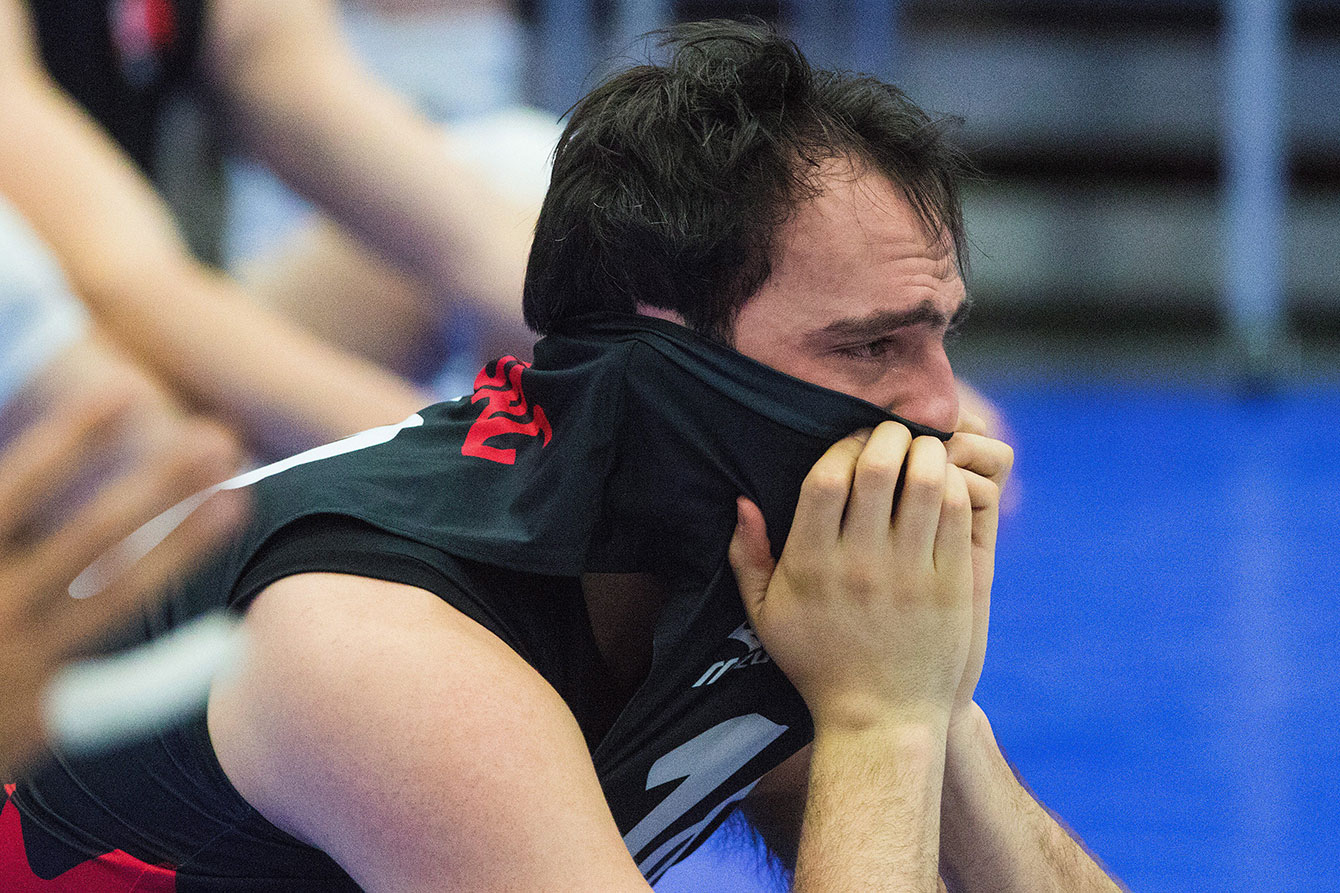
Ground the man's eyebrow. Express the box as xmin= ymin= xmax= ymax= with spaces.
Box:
xmin=810 ymin=298 xmax=971 ymax=343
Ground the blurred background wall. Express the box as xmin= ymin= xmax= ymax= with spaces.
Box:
xmin=517 ymin=0 xmax=1340 ymax=385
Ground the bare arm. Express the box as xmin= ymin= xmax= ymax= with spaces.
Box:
xmin=0 ymin=0 xmax=427 ymax=457
xmin=743 ymin=726 xmax=1125 ymax=893
xmin=204 ymin=0 xmax=538 ymax=336
xmin=208 ymin=573 xmax=653 ymax=892
xmin=937 ymin=706 xmax=1128 ymax=893
xmin=799 ymin=725 xmax=947 ymax=893
xmin=0 ymin=390 xmax=245 ymax=777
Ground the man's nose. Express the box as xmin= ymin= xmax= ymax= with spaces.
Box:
xmin=894 ymin=355 xmax=959 ymax=434
xmin=904 ymin=391 xmax=959 ymax=435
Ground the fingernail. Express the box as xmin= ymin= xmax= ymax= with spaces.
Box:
xmin=851 ymin=428 xmax=873 ymax=444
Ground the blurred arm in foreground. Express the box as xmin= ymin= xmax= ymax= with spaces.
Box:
xmin=0 ymin=392 xmax=247 ymax=777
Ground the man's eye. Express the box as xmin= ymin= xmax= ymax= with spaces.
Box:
xmin=836 ymin=339 xmax=896 ymax=360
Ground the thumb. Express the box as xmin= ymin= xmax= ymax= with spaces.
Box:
xmin=728 ymin=497 xmax=775 ymax=616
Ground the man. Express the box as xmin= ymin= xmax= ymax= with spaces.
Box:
xmin=2 ymin=21 xmax=1126 ymax=892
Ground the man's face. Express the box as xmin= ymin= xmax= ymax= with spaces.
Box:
xmin=730 ymin=159 xmax=966 ymax=433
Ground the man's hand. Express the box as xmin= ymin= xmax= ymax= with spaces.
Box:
xmin=727 ymin=421 xmax=976 ymax=891
xmin=0 ymin=391 xmax=245 ymax=776
xmin=944 ymin=412 xmax=1013 ymax=723
xmin=729 ymin=422 xmax=975 ymax=734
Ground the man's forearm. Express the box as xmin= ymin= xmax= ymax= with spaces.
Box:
xmin=938 ymin=705 xmax=1128 ymax=893
xmin=0 ymin=54 xmax=428 ymax=457
xmin=91 ymin=266 xmax=429 ymax=457
xmin=209 ymin=0 xmax=535 ymax=317
xmin=793 ymin=722 xmax=947 ymax=893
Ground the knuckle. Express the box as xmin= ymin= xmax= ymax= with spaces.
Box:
xmin=802 ymin=468 xmax=852 ymax=501
xmin=983 ymin=438 xmax=1013 ymax=468
xmin=841 ymin=562 xmax=881 ymax=596
xmin=902 ymin=465 xmax=945 ymax=498
xmin=913 ymin=434 xmax=948 ymax=462
xmin=855 ymin=452 xmax=901 ymax=486
xmin=827 ymin=434 xmax=868 ymax=461
xmin=982 ymin=476 xmax=1001 ymax=503
xmin=962 ymin=468 xmax=998 ymax=500
xmin=942 ymin=487 xmax=972 ymax=515
xmin=779 ymin=559 xmax=822 ymax=593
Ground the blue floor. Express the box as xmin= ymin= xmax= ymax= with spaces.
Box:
xmin=657 ymin=381 xmax=1340 ymax=892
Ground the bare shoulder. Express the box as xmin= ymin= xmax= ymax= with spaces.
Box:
xmin=208 ymin=571 xmax=650 ymax=893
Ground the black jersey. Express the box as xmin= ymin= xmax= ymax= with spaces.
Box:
xmin=3 ymin=314 xmax=948 ymax=890
xmin=29 ymin=0 xmax=207 ymax=176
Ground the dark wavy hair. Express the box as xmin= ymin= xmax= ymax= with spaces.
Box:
xmin=523 ymin=19 xmax=971 ymax=344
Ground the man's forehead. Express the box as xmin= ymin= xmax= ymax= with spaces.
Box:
xmin=774 ymin=162 xmax=959 ymax=280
